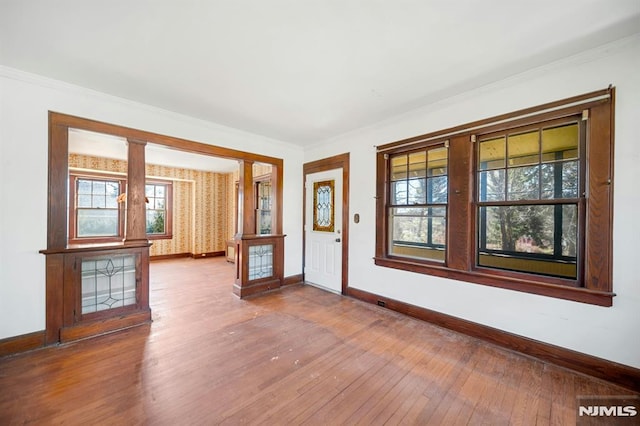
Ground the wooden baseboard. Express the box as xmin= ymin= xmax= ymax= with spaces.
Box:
xmin=150 ymin=253 xmax=192 ymax=261
xmin=191 ymin=251 xmax=225 ymax=259
xmin=346 ymin=287 xmax=640 ymax=393
xmin=0 ymin=330 xmax=45 ymax=358
xmin=233 ymin=278 xmax=282 ymax=299
xmin=283 ymin=274 xmax=303 ymax=286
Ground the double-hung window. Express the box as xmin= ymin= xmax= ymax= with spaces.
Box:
xmin=476 ymin=118 xmax=583 ymax=280
xmin=145 ymin=181 xmax=172 ymax=239
xmin=388 ymin=144 xmax=448 ymax=262
xmin=69 ymin=174 xmax=126 ymax=243
xmin=375 ymin=88 xmax=615 ymax=306
xmin=69 ymin=172 xmax=173 ymax=243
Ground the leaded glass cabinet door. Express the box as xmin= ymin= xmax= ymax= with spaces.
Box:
xmin=68 ymin=248 xmax=144 ymax=324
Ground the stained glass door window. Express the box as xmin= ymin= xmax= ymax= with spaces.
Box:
xmin=313 ymin=180 xmax=335 ymax=232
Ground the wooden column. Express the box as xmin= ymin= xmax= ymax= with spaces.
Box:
xmin=235 ymin=160 xmax=256 ymax=236
xmin=124 ymin=138 xmax=148 ymax=245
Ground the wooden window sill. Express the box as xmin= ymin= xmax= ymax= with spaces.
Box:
xmin=373 ymin=257 xmax=614 ymax=307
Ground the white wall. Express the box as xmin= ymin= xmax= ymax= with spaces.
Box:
xmin=0 ymin=67 xmax=304 ymax=340
xmin=305 ymin=34 xmax=640 ymax=369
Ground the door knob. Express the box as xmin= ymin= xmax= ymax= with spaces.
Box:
xmin=335 ymin=238 xmax=341 ymax=242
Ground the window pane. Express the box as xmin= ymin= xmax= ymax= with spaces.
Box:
xmin=155 ymin=198 xmax=165 ymax=209
xmin=390 ymin=155 xmax=407 ymax=181
xmin=92 ymin=195 xmax=106 ymax=208
xmin=562 ymin=204 xmax=578 ymax=257
xmin=78 ymin=194 xmax=92 ymax=208
xmin=541 ymin=161 xmax=579 ymax=199
xmin=106 ymin=182 xmax=119 ymax=196
xmin=428 ymin=176 xmax=448 ymax=203
xmin=92 ymin=181 xmax=106 ymax=195
xmin=408 ymin=152 xmax=426 ymax=179
xmin=427 ymin=147 xmax=448 ymax=177
xmin=508 ymin=131 xmax=539 ymax=167
xmin=105 ymin=193 xmax=118 ymax=208
xmin=542 ymin=123 xmax=578 ymax=162
xmin=407 ymin=178 xmax=426 ymax=204
xmin=78 ymin=179 xmax=92 ymax=194
xmin=480 ymin=205 xmax=553 ymax=253
xmin=478 ymin=204 xmax=577 ymax=278
xmin=391 ymin=180 xmax=407 ymax=205
xmin=389 ymin=207 xmax=446 ymax=262
xmin=479 ymin=137 xmax=505 ymax=170
xmin=155 ymin=185 xmax=165 ymax=197
xmin=146 ymin=210 xmax=165 ymax=234
xmin=146 ymin=185 xmax=155 ymax=197
xmin=77 ymin=209 xmax=119 ymax=237
xmin=478 ymin=169 xmax=505 ymax=201
xmin=507 ymin=166 xmax=539 ymax=200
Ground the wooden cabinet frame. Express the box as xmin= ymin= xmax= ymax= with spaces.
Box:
xmin=41 ymin=112 xmax=285 ymax=345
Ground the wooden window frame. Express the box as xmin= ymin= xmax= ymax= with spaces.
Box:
xmin=374 ymin=88 xmax=615 ymax=306
xmin=68 ymin=172 xmax=126 ymax=244
xmin=69 ymin=171 xmax=174 ymax=243
xmin=386 ymin=142 xmax=449 ymax=264
xmin=145 ymin=179 xmax=173 ymax=240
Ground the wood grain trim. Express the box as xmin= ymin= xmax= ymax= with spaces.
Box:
xmin=283 ymin=274 xmax=303 ymax=286
xmin=59 ymin=310 xmax=151 ymax=343
xmin=233 ymin=278 xmax=282 ymax=298
xmin=150 ymin=253 xmax=192 ymax=261
xmin=347 ymin=287 xmax=640 ymax=393
xmin=377 ymin=88 xmax=611 ymax=152
xmin=373 ymin=257 xmax=613 ymax=306
xmin=303 ymin=153 xmax=350 ymax=295
xmin=48 ymin=116 xmax=69 ymax=250
xmin=49 ymin=112 xmax=283 ymax=166
xmin=0 ymin=331 xmax=45 ymax=358
xmin=191 ymin=251 xmax=226 ymax=259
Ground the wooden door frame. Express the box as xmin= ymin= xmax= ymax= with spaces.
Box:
xmin=303 ymin=153 xmax=350 ymax=294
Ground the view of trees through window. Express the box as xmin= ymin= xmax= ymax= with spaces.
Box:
xmin=145 ymin=183 xmax=167 ymax=234
xmin=389 ymin=145 xmax=448 ymax=262
xmin=70 ymin=174 xmax=170 ymax=241
xmin=477 ymin=121 xmax=581 ymax=278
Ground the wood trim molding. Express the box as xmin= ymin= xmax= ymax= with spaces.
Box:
xmin=283 ymin=274 xmax=303 ymax=286
xmin=0 ymin=331 xmax=46 ymax=358
xmin=346 ymin=287 xmax=640 ymax=393
xmin=59 ymin=310 xmax=151 ymax=343
xmin=150 ymin=253 xmax=192 ymax=261
xmin=49 ymin=111 xmax=283 ymax=166
xmin=191 ymin=251 xmax=226 ymax=259
xmin=303 ymin=153 xmax=350 ymax=294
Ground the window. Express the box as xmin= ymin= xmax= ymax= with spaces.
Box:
xmin=145 ymin=181 xmax=172 ymax=239
xmin=69 ymin=172 xmax=172 ymax=243
xmin=388 ymin=144 xmax=448 ymax=262
xmin=476 ymin=119 xmax=582 ymax=279
xmin=375 ymin=88 xmax=615 ymax=306
xmin=69 ymin=174 xmax=126 ymax=243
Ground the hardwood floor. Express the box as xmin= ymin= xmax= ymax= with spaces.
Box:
xmin=0 ymin=257 xmax=636 ymax=425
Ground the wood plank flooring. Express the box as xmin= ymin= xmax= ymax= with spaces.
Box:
xmin=0 ymin=257 xmax=636 ymax=425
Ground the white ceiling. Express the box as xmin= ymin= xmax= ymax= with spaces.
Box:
xmin=2 ymin=1 xmax=639 ymax=146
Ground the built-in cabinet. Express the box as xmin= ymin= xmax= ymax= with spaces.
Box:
xmin=42 ymin=243 xmax=151 ymax=344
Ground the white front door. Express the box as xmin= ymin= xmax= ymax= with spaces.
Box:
xmin=305 ymin=168 xmax=343 ymax=294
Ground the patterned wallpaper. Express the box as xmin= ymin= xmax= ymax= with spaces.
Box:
xmin=69 ymin=154 xmax=235 ymax=257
